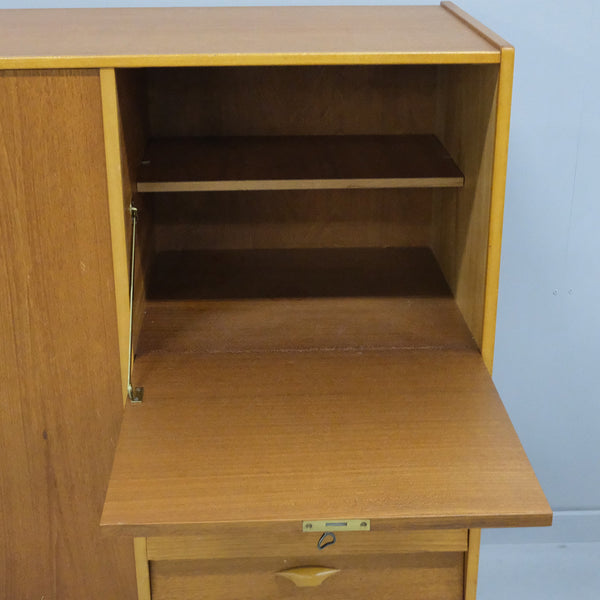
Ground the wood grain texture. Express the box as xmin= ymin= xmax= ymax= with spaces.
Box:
xmin=146 ymin=529 xmax=468 ymax=561
xmin=149 ymin=552 xmax=464 ymax=600
xmin=136 ymin=296 xmax=476 ymax=356
xmin=0 ymin=69 xmax=136 ymax=599
xmin=101 ymin=349 xmax=551 ymax=535
xmin=432 ymin=64 xmax=499 ymax=349
xmin=0 ymin=6 xmax=499 ymax=69
xmin=146 ymin=65 xmax=438 ymax=138
xmin=137 ymin=135 xmax=463 ymax=193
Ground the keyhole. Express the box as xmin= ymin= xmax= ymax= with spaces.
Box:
xmin=317 ymin=532 xmax=336 ymax=550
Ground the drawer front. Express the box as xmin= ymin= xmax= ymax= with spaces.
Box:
xmin=150 ymin=552 xmax=464 ymax=600
xmin=146 ymin=528 xmax=468 ymax=560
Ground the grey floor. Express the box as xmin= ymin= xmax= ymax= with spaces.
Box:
xmin=478 ymin=543 xmax=600 ymax=600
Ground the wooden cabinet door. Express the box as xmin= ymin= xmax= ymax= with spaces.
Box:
xmin=0 ymin=69 xmax=136 ymax=600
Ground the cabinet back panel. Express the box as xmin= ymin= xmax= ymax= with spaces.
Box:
xmin=123 ymin=64 xmax=502 ymax=352
xmin=147 ymin=65 xmax=437 ymax=137
xmin=150 ymin=189 xmax=431 ymax=251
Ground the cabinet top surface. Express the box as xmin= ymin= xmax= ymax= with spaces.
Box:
xmin=0 ymin=4 xmax=507 ymax=69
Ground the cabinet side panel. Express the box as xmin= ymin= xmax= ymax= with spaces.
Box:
xmin=0 ymin=70 xmax=136 ymax=599
xmin=432 ymin=64 xmax=499 ymax=349
xmin=115 ymin=69 xmax=153 ymax=358
xmin=481 ymin=48 xmax=514 ymax=371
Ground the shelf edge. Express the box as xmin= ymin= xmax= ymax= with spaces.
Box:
xmin=137 ymin=177 xmax=464 ymax=193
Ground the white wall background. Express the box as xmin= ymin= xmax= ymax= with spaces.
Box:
xmin=2 ymin=0 xmax=598 ymax=538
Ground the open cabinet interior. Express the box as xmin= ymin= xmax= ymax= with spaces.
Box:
xmin=101 ymin=61 xmax=550 ymax=535
xmin=120 ymin=64 xmax=499 ymax=357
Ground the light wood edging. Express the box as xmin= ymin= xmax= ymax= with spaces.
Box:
xmin=0 ymin=52 xmax=500 ymax=70
xmin=442 ymin=2 xmax=513 ymax=51
xmin=146 ymin=529 xmax=468 ymax=561
xmin=480 ymin=46 xmax=515 ymax=373
xmin=464 ymin=528 xmax=481 ymax=600
xmin=100 ymin=67 xmax=129 ymax=403
xmin=138 ymin=177 xmax=463 ymax=193
xmin=134 ymin=538 xmax=152 ymax=600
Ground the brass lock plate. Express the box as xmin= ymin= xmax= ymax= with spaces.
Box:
xmin=302 ymin=519 xmax=370 ymax=532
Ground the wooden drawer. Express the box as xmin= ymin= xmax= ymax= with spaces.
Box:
xmin=146 ymin=529 xmax=467 ymax=600
xmin=146 ymin=528 xmax=468 ymax=560
xmin=150 ymin=553 xmax=464 ymax=600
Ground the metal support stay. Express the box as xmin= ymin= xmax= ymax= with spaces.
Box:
xmin=127 ymin=204 xmax=144 ymax=404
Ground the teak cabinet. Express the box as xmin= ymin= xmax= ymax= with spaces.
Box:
xmin=0 ymin=4 xmax=552 ymax=600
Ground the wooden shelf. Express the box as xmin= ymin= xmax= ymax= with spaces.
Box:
xmin=137 ymin=297 xmax=476 ymax=356
xmin=137 ymin=135 xmax=464 ymax=193
xmin=139 ymin=248 xmax=475 ymax=355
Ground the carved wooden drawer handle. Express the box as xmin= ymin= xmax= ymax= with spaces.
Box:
xmin=276 ymin=566 xmax=340 ymax=587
